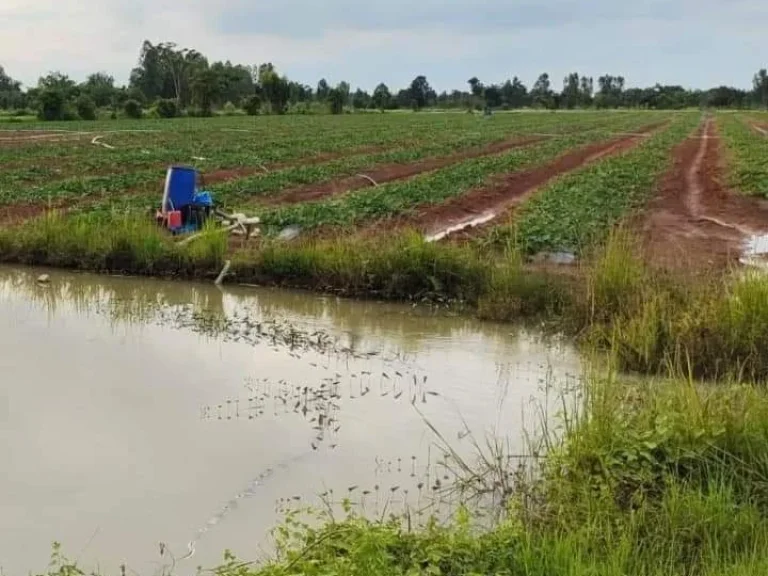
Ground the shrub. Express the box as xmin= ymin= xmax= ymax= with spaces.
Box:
xmin=242 ymin=95 xmax=261 ymax=116
xmin=37 ymin=89 xmax=69 ymax=121
xmin=123 ymin=99 xmax=142 ymax=119
xmin=222 ymin=101 xmax=238 ymax=116
xmin=155 ymin=98 xmax=178 ymax=118
xmin=75 ymin=95 xmax=97 ymax=120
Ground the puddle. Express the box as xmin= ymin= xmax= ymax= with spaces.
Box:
xmin=0 ymin=266 xmax=580 ymax=574
xmin=740 ymin=233 xmax=768 ymax=270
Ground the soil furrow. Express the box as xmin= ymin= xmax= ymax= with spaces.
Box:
xmin=415 ymin=124 xmax=663 ymax=241
xmin=251 ymin=136 xmax=547 ymax=206
xmin=643 ymin=117 xmax=768 ymax=269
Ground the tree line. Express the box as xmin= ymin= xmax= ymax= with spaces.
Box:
xmin=2 ymin=40 xmax=768 ymax=120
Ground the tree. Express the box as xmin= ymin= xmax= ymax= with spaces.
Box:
xmin=0 ymin=65 xmax=24 ymax=109
xmin=352 ymin=88 xmax=371 ymax=110
xmin=409 ymin=75 xmax=432 ymax=110
xmin=501 ymin=77 xmax=529 ymax=108
xmin=328 ymin=88 xmax=345 ymax=114
xmin=124 ymin=99 xmax=143 ymax=119
xmin=82 ymin=72 xmax=115 ymax=107
xmin=75 ymin=94 xmax=97 ymax=120
xmin=579 ymin=76 xmax=594 ymax=107
xmin=337 ymin=81 xmax=351 ymax=106
xmin=211 ymin=61 xmax=254 ymax=107
xmin=258 ymin=64 xmax=290 ymax=114
xmin=754 ymin=69 xmax=768 ymax=109
xmin=242 ymin=95 xmax=261 ymax=115
xmin=191 ymin=67 xmax=220 ymax=115
xmin=372 ymin=83 xmax=391 ymax=110
xmin=155 ymin=98 xmax=178 ymax=118
xmin=531 ymin=73 xmax=555 ymax=109
xmin=484 ymin=85 xmax=502 ymax=108
xmin=37 ymin=89 xmax=69 ymax=121
xmin=595 ymin=75 xmax=625 ymax=108
xmin=316 ymin=79 xmax=330 ymax=101
xmin=561 ymin=73 xmax=581 ymax=109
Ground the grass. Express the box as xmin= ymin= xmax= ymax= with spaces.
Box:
xmin=8 ymin=213 xmax=768 ymax=383
xmin=201 ymin=367 xmax=768 ymax=576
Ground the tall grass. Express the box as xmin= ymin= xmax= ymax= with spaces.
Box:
xmin=214 ymin=371 xmax=768 ymax=576
xmin=7 ymin=213 xmax=768 ymax=380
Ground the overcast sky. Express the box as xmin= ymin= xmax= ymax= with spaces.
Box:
xmin=2 ymin=0 xmax=767 ymax=91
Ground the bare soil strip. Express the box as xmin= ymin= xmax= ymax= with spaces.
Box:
xmin=414 ymin=124 xmax=664 ymax=242
xmin=252 ymin=136 xmax=547 ymax=206
xmin=643 ymin=118 xmax=768 ymax=269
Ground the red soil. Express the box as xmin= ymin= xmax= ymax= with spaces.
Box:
xmin=254 ymin=136 xmax=547 ymax=206
xmin=643 ymin=118 xmax=768 ymax=269
xmin=412 ymin=123 xmax=663 ymax=240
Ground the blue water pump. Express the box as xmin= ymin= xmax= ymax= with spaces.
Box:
xmin=159 ymin=166 xmax=215 ymax=233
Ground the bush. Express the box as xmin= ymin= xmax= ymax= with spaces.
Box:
xmin=155 ymin=98 xmax=177 ymax=118
xmin=242 ymin=95 xmax=261 ymax=116
xmin=75 ymin=95 xmax=97 ymax=120
xmin=123 ymin=99 xmax=142 ymax=119
xmin=222 ymin=101 xmax=238 ymax=116
xmin=37 ymin=89 xmax=71 ymax=121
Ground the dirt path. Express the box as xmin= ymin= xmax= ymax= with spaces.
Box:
xmin=411 ymin=123 xmax=663 ymax=242
xmin=251 ymin=136 xmax=547 ymax=206
xmin=643 ymin=117 xmax=768 ymax=269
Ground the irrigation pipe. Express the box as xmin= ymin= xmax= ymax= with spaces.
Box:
xmin=356 ymin=173 xmax=379 ymax=187
xmin=214 ymin=260 xmax=232 ymax=285
xmin=91 ymin=135 xmax=115 ymax=150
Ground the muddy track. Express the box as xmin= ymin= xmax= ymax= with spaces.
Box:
xmin=643 ymin=117 xmax=768 ymax=269
xmin=251 ymin=136 xmax=547 ymax=206
xmin=411 ymin=123 xmax=664 ymax=241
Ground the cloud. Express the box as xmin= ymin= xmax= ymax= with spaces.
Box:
xmin=1 ymin=0 xmax=766 ymax=91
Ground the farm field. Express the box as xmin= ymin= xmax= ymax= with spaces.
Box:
xmin=3 ymin=109 xmax=768 ymax=280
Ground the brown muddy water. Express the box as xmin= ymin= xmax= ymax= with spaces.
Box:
xmin=0 ymin=266 xmax=580 ymax=575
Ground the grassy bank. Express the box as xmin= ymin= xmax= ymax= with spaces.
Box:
xmin=2 ymin=213 xmax=768 ymax=380
xmin=219 ymin=370 xmax=768 ymax=576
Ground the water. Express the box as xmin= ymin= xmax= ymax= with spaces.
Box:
xmin=0 ymin=266 xmax=580 ymax=575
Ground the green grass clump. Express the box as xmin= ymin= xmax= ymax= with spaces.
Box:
xmin=0 ymin=211 xmax=227 ymax=275
xmin=212 ymin=373 xmax=768 ymax=576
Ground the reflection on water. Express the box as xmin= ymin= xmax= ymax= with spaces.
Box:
xmin=0 ymin=266 xmax=581 ymax=576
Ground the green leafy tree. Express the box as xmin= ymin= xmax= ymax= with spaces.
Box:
xmin=409 ymin=75 xmax=433 ymax=110
xmin=561 ymin=73 xmax=581 ymax=109
xmin=75 ymin=94 xmax=97 ymax=120
xmin=579 ymin=76 xmax=594 ymax=106
xmin=352 ymin=88 xmax=371 ymax=110
xmin=531 ymin=73 xmax=555 ymax=109
xmin=242 ymin=95 xmax=261 ymax=115
xmin=328 ymin=87 xmax=345 ymax=114
xmin=123 ymin=99 xmax=142 ymax=119
xmin=501 ymin=77 xmax=529 ymax=108
xmin=37 ymin=89 xmax=69 ymax=121
xmin=191 ymin=67 xmax=220 ymax=115
xmin=753 ymin=69 xmax=768 ymax=109
xmin=316 ymin=78 xmax=330 ymax=101
xmin=258 ymin=64 xmax=290 ymax=113
xmin=372 ymin=83 xmax=391 ymax=110
xmin=82 ymin=72 xmax=115 ymax=107
xmin=0 ymin=65 xmax=24 ymax=109
xmin=155 ymin=98 xmax=178 ymax=118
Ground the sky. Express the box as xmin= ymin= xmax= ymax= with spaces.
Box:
xmin=1 ymin=0 xmax=767 ymax=92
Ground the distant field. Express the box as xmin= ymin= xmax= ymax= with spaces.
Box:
xmin=2 ymin=110 xmax=768 ymax=267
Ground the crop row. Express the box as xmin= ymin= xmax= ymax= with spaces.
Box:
xmin=717 ymin=113 xmax=768 ymax=198
xmin=491 ymin=112 xmax=701 ymax=255
xmin=252 ymin=117 xmax=672 ymax=234
xmin=2 ymin=113 xmax=672 ymax=208
xmin=0 ymin=110 xmax=671 ymax=180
